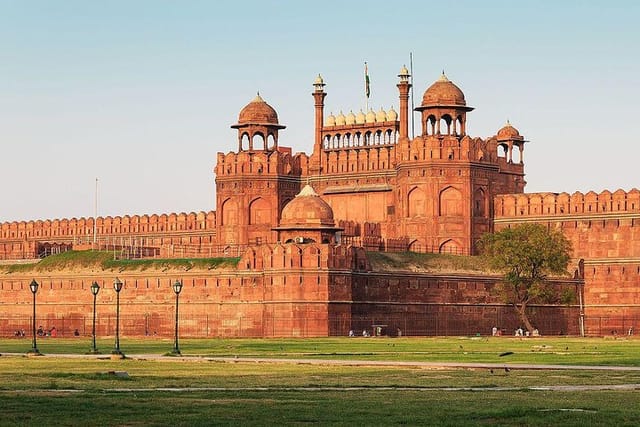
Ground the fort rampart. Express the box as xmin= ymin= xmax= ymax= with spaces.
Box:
xmin=495 ymin=189 xmax=640 ymax=334
xmin=0 ymin=211 xmax=217 ymax=260
xmin=0 ymin=244 xmax=583 ymax=338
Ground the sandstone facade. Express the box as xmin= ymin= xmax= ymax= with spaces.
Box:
xmin=1 ymin=67 xmax=637 ymax=336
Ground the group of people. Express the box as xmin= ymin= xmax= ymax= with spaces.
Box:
xmin=14 ymin=327 xmax=82 ymax=338
xmin=514 ymin=327 xmax=540 ymax=337
xmin=491 ymin=326 xmax=540 ymax=337
xmin=36 ymin=325 xmax=58 ymax=337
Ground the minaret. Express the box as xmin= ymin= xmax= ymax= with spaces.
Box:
xmin=397 ymin=65 xmax=411 ymax=143
xmin=311 ymin=74 xmax=326 ymax=175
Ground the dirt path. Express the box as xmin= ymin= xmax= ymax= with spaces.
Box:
xmin=4 ymin=352 xmax=640 ymax=372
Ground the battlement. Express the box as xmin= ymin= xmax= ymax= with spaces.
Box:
xmin=216 ymin=149 xmax=309 ymax=177
xmin=495 ymin=189 xmax=640 ymax=218
xmin=239 ymin=242 xmax=369 ymax=272
xmin=0 ymin=210 xmax=216 ymax=241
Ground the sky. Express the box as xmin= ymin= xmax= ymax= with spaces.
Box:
xmin=1 ymin=0 xmax=639 ymax=222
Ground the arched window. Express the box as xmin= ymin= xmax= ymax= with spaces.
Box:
xmin=512 ymin=144 xmax=522 ymax=163
xmin=267 ymin=134 xmax=276 ymax=150
xmin=252 ymin=133 xmax=265 ymax=150
xmin=497 ymin=144 xmax=508 ymax=158
xmin=240 ymin=133 xmax=250 ymax=151
xmin=426 ymin=115 xmax=436 ymax=136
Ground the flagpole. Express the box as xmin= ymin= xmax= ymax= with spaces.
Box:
xmin=410 ymin=52 xmax=415 ymax=139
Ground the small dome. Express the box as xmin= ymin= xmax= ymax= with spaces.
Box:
xmin=325 ymin=112 xmax=336 ymax=127
xmin=497 ymin=120 xmax=522 ymax=140
xmin=365 ymin=109 xmax=376 ymax=123
xmin=387 ymin=106 xmax=398 ymax=121
xmin=376 ymin=107 xmax=387 ymax=122
xmin=356 ymin=109 xmax=366 ymax=124
xmin=236 ymin=93 xmax=280 ymax=125
xmin=398 ymin=65 xmax=410 ymax=77
xmin=313 ymin=74 xmax=324 ymax=86
xmin=336 ymin=111 xmax=346 ymax=126
xmin=280 ymin=185 xmax=335 ymax=228
xmin=346 ymin=110 xmax=356 ymax=125
xmin=421 ymin=72 xmax=467 ymax=108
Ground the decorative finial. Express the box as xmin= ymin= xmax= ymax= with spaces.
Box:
xmin=313 ymin=74 xmax=325 ymax=89
xmin=439 ymin=71 xmax=449 ymax=82
xmin=252 ymin=91 xmax=264 ymax=103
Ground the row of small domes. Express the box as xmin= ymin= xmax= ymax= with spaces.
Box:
xmin=326 ymin=107 xmax=397 ymax=127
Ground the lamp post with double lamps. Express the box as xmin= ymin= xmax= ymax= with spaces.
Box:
xmin=27 ymin=279 xmax=41 ymax=356
xmin=112 ymin=278 xmax=124 ymax=358
xmin=171 ymin=280 xmax=183 ymax=356
xmin=90 ymin=281 xmax=100 ymax=354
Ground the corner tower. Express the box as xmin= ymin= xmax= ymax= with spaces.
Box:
xmin=215 ymin=95 xmax=301 ymax=247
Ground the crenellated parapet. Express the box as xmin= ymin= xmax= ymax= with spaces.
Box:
xmin=238 ymin=242 xmax=369 ymax=273
xmin=495 ymin=188 xmax=640 ymax=218
xmin=0 ymin=211 xmax=216 ymax=241
xmin=216 ymin=149 xmax=308 ymax=178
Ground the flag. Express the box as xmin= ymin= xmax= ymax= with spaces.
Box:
xmin=365 ymin=62 xmax=370 ymax=99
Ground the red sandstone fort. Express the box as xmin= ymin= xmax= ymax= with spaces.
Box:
xmin=0 ymin=67 xmax=637 ymax=337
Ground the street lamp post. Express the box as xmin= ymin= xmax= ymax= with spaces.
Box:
xmin=90 ymin=281 xmax=100 ymax=354
xmin=28 ymin=279 xmax=41 ymax=356
xmin=112 ymin=277 xmax=124 ymax=358
xmin=171 ymin=279 xmax=183 ymax=356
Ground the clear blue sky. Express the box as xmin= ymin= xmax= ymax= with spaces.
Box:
xmin=1 ymin=0 xmax=638 ymax=222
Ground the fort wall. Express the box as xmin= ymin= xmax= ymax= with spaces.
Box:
xmin=495 ymin=189 xmax=640 ymax=333
xmin=0 ymin=211 xmax=217 ymax=260
xmin=0 ymin=243 xmax=583 ymax=338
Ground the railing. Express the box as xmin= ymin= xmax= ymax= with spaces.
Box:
xmin=0 ymin=309 xmax=590 ymax=339
xmin=341 ymin=236 xmax=471 ymax=256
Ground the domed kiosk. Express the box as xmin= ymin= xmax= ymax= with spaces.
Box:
xmin=496 ymin=120 xmax=526 ymax=164
xmin=232 ymin=93 xmax=286 ymax=151
xmin=274 ymin=184 xmax=342 ymax=244
xmin=497 ymin=120 xmax=523 ymax=142
xmin=415 ymin=72 xmax=474 ymax=137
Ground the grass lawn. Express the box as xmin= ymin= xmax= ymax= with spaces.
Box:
xmin=3 ymin=336 xmax=640 ymax=365
xmin=1 ymin=337 xmax=639 ymax=425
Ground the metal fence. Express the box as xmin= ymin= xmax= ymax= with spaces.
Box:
xmin=0 ymin=311 xmax=600 ymax=339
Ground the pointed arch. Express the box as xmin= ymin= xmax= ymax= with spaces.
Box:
xmin=439 ymin=239 xmax=460 ymax=254
xmin=408 ymin=239 xmax=424 ymax=253
xmin=474 ymin=188 xmax=487 ymax=217
xmin=221 ymin=198 xmax=238 ymax=226
xmin=249 ymin=197 xmax=271 ymax=225
xmin=252 ymin=132 xmax=266 ymax=150
xmin=439 ymin=186 xmax=462 ymax=216
xmin=407 ymin=186 xmax=426 ymax=218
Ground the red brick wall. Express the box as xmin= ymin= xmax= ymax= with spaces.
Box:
xmin=495 ymin=190 xmax=640 ymax=334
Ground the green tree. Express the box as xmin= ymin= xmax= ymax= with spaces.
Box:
xmin=480 ymin=223 xmax=572 ymax=333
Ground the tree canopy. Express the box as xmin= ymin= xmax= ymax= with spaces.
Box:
xmin=480 ymin=223 xmax=572 ymax=333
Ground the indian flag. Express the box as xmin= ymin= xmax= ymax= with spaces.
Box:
xmin=365 ymin=62 xmax=370 ymax=99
